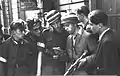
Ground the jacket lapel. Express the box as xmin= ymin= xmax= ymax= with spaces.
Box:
xmin=75 ymin=34 xmax=82 ymax=45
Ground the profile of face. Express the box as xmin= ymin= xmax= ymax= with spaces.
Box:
xmin=64 ymin=23 xmax=76 ymax=34
xmin=86 ymin=20 xmax=99 ymax=34
xmin=32 ymin=23 xmax=41 ymax=36
xmin=77 ymin=13 xmax=84 ymax=22
xmin=13 ymin=28 xmax=25 ymax=40
xmin=52 ymin=20 xmax=63 ymax=33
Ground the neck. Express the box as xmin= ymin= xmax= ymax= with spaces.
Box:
xmin=73 ymin=27 xmax=79 ymax=36
xmin=83 ymin=16 xmax=88 ymax=25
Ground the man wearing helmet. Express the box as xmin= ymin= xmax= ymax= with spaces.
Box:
xmin=24 ymin=17 xmax=44 ymax=75
xmin=38 ymin=10 xmax=69 ymax=75
xmin=0 ymin=19 xmax=35 ymax=76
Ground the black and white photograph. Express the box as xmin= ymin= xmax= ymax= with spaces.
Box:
xmin=0 ymin=0 xmax=120 ymax=76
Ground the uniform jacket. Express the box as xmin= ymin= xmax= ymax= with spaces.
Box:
xmin=0 ymin=37 xmax=35 ymax=76
xmin=24 ymin=32 xmax=41 ymax=74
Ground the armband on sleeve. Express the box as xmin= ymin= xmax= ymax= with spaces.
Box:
xmin=0 ymin=57 xmax=7 ymax=63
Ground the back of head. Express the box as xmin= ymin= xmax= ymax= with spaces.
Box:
xmin=10 ymin=19 xmax=27 ymax=31
xmin=77 ymin=6 xmax=90 ymax=17
xmin=88 ymin=10 xmax=108 ymax=25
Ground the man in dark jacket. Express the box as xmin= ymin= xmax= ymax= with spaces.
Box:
xmin=39 ymin=10 xmax=69 ymax=75
xmin=0 ymin=19 xmax=35 ymax=76
xmin=84 ymin=10 xmax=120 ymax=75
xmin=24 ymin=18 xmax=43 ymax=75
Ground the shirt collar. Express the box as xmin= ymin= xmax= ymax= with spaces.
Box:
xmin=99 ymin=28 xmax=110 ymax=41
xmin=12 ymin=38 xmax=24 ymax=45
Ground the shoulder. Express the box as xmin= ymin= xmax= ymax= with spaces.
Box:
xmin=2 ymin=37 xmax=11 ymax=44
xmin=42 ymin=27 xmax=53 ymax=34
xmin=0 ymin=37 xmax=12 ymax=49
xmin=102 ymin=29 xmax=115 ymax=43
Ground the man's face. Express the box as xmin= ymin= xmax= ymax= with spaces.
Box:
xmin=86 ymin=20 xmax=99 ymax=34
xmin=64 ymin=23 xmax=76 ymax=34
xmin=77 ymin=13 xmax=84 ymax=22
xmin=13 ymin=28 xmax=25 ymax=40
xmin=32 ymin=23 xmax=41 ymax=36
xmin=51 ymin=20 xmax=62 ymax=32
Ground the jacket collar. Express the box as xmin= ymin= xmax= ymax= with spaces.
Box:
xmin=99 ymin=28 xmax=110 ymax=41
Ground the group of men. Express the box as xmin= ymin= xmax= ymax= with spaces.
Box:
xmin=0 ymin=5 xmax=120 ymax=76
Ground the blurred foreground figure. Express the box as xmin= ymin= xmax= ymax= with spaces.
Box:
xmin=0 ymin=19 xmax=34 ymax=76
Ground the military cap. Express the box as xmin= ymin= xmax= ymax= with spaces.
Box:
xmin=61 ymin=14 xmax=79 ymax=24
xmin=45 ymin=10 xmax=61 ymax=25
xmin=10 ymin=19 xmax=27 ymax=31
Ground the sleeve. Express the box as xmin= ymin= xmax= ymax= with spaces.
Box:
xmin=0 ymin=62 xmax=5 ymax=76
xmin=83 ymin=35 xmax=97 ymax=67
xmin=0 ymin=43 xmax=8 ymax=63
xmin=0 ymin=42 xmax=9 ymax=76
xmin=85 ymin=54 xmax=95 ymax=66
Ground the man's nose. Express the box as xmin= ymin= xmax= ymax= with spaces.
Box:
xmin=86 ymin=24 xmax=91 ymax=29
xmin=86 ymin=24 xmax=92 ymax=32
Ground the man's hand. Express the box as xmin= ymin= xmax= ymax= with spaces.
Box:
xmin=53 ymin=55 xmax=59 ymax=59
xmin=77 ymin=58 xmax=87 ymax=69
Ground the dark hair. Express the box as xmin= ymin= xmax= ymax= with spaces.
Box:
xmin=27 ymin=18 xmax=41 ymax=30
xmin=77 ymin=6 xmax=90 ymax=17
xmin=10 ymin=19 xmax=27 ymax=31
xmin=89 ymin=10 xmax=108 ymax=25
